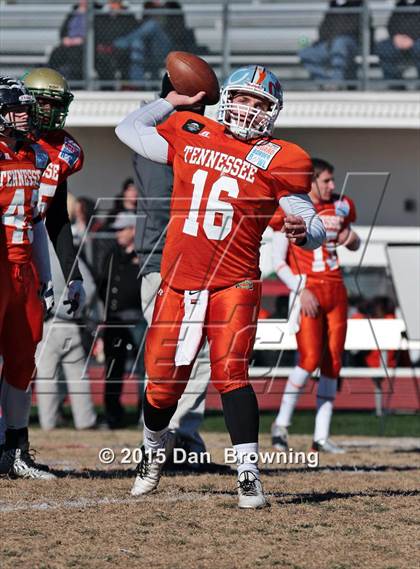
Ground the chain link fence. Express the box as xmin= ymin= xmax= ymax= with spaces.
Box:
xmin=1 ymin=1 xmax=419 ymax=91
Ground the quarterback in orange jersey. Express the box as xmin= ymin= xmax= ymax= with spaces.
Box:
xmin=0 ymin=76 xmax=55 ymax=479
xmin=270 ymin=158 xmax=361 ymax=454
xmin=116 ymin=65 xmax=325 ymax=508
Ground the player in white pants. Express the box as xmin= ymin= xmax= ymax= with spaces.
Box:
xmin=35 ymin=240 xmax=97 ymax=430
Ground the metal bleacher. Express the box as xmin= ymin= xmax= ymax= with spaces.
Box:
xmin=0 ymin=0 xmax=415 ymax=89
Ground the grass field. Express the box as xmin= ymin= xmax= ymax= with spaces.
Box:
xmin=1 ymin=414 xmax=419 ymax=569
xmin=31 ymin=408 xmax=420 ymax=437
xmin=203 ymin=410 xmax=420 ymax=437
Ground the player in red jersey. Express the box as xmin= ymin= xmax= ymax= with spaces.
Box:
xmin=116 ymin=65 xmax=326 ymax=508
xmin=270 ymin=158 xmax=361 ymax=454
xmin=24 ymin=68 xmax=86 ymax=312
xmin=0 ymin=76 xmax=55 ymax=479
xmin=0 ymin=70 xmax=88 ymax=472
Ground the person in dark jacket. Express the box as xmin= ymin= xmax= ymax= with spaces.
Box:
xmin=376 ymin=0 xmax=420 ymax=81
xmin=49 ymin=0 xmax=94 ymax=81
xmin=49 ymin=0 xmax=137 ymax=82
xmin=300 ymin=0 xmax=365 ymax=83
xmin=95 ymin=0 xmax=138 ymax=81
xmin=161 ymin=1 xmax=208 ymax=55
xmin=114 ymin=1 xmax=171 ymax=82
xmin=98 ymin=212 xmax=146 ymax=428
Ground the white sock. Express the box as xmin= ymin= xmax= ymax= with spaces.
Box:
xmin=0 ymin=381 xmax=32 ymax=430
xmin=143 ymin=425 xmax=169 ymax=452
xmin=234 ymin=442 xmax=259 ymax=477
xmin=314 ymin=375 xmax=337 ymax=442
xmin=274 ymin=366 xmax=310 ymax=428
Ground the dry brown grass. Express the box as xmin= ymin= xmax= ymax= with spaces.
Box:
xmin=1 ymin=429 xmax=419 ymax=569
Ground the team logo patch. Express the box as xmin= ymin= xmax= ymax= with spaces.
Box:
xmin=59 ymin=137 xmax=81 ymax=167
xmin=245 ymin=141 xmax=281 ymax=170
xmin=335 ymin=199 xmax=350 ymax=217
xmin=235 ymin=279 xmax=254 ymax=290
xmin=182 ymin=119 xmax=205 ymax=134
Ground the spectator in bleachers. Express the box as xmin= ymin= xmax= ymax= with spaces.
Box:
xmin=49 ymin=0 xmax=95 ymax=80
xmin=114 ymin=1 xmax=171 ymax=82
xmin=161 ymin=1 xmax=209 ymax=55
xmin=376 ymin=0 xmax=420 ymax=85
xmin=95 ymin=0 xmax=138 ymax=81
xmin=300 ymin=0 xmax=366 ymax=85
xmin=49 ymin=0 xmax=138 ymax=83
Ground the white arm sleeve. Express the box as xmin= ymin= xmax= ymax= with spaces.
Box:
xmin=32 ymin=219 xmax=52 ymax=283
xmin=272 ymin=230 xmax=301 ymax=292
xmin=115 ymin=98 xmax=174 ymax=163
xmin=279 ymin=193 xmax=326 ymax=250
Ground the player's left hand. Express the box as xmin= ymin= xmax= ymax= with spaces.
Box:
xmin=282 ymin=215 xmax=307 ymax=244
xmin=40 ymin=280 xmax=55 ymax=316
xmin=64 ymin=280 xmax=86 ymax=317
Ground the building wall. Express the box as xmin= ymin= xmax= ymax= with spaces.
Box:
xmin=67 ymin=126 xmax=420 ymax=226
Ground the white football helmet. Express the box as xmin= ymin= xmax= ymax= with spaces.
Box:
xmin=218 ymin=65 xmax=283 ymax=140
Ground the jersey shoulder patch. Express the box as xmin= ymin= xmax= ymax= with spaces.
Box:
xmin=334 ymin=197 xmax=351 ymax=218
xmin=58 ymin=136 xmax=81 ymax=168
xmin=245 ymin=141 xmax=282 ymax=170
xmin=182 ymin=118 xmax=205 ymax=134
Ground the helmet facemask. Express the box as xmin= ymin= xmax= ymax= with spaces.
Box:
xmin=31 ymin=89 xmax=74 ymax=131
xmin=0 ymin=97 xmax=35 ymax=140
xmin=218 ymin=85 xmax=281 ymax=141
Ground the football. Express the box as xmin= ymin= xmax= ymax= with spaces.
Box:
xmin=165 ymin=51 xmax=220 ymax=105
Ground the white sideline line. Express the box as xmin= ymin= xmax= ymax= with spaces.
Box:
xmin=0 ymin=493 xmax=213 ymax=514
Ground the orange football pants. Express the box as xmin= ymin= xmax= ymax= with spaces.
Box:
xmin=296 ymin=279 xmax=348 ymax=378
xmin=0 ymin=262 xmax=44 ymax=390
xmin=145 ymin=280 xmax=261 ymax=408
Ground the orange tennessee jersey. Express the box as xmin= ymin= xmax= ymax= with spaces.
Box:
xmin=35 ymin=130 xmax=83 ymax=216
xmin=270 ymin=194 xmax=356 ymax=282
xmin=0 ymin=141 xmax=41 ymax=263
xmin=156 ymin=111 xmax=312 ymax=290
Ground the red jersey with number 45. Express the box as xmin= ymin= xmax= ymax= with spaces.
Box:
xmin=35 ymin=130 xmax=83 ymax=216
xmin=156 ymin=111 xmax=312 ymax=290
xmin=0 ymin=141 xmax=42 ymax=264
xmin=270 ymin=193 xmax=356 ymax=282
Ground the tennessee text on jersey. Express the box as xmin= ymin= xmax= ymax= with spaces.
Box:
xmin=0 ymin=142 xmax=42 ymax=263
xmin=183 ymin=145 xmax=258 ymax=183
xmin=36 ymin=130 xmax=83 ymax=216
